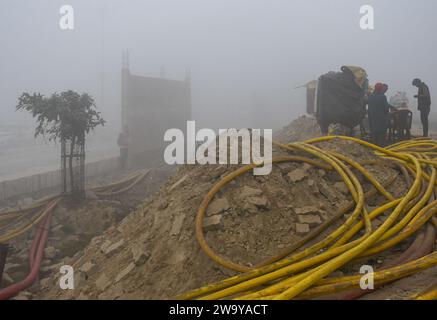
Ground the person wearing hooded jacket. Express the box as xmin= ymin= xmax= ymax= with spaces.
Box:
xmin=367 ymin=83 xmax=392 ymax=146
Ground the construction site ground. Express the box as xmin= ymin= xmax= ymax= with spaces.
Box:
xmin=1 ymin=116 xmax=436 ymax=300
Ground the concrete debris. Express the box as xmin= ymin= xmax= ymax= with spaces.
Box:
xmin=294 ymin=206 xmax=321 ymax=215
xmin=295 ymin=223 xmax=310 ymax=234
xmin=287 ymin=168 xmax=307 ymax=183
xmin=274 ymin=115 xmax=321 ymax=142
xmin=207 ymin=198 xmax=230 ymax=216
xmin=297 ymin=214 xmax=322 ymax=226
xmin=238 ymin=186 xmax=263 ymax=199
xmin=204 ymin=215 xmax=223 ymax=232
xmin=319 ymin=181 xmax=340 ymax=200
xmin=246 ymin=196 xmax=269 ymax=208
xmin=131 ymin=244 xmax=150 ymax=266
xmin=115 ymin=263 xmax=136 ymax=283
xmin=170 ymin=213 xmax=186 ymax=236
xmin=35 ymin=116 xmax=416 ymax=300
xmin=101 ymin=239 xmax=125 ymax=256
xmin=100 ymin=240 xmax=112 ymax=253
xmin=79 ymin=261 xmax=96 ymax=274
xmin=1 ymin=168 xmax=174 ymax=301
xmin=169 ymin=175 xmax=188 ymax=192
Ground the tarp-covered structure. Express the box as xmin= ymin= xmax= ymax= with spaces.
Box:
xmin=316 ymin=66 xmax=368 ymax=134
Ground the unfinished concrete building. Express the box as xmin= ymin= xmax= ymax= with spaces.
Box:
xmin=121 ymin=51 xmax=191 ymax=167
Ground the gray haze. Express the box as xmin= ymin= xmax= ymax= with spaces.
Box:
xmin=0 ymin=0 xmax=436 ymax=177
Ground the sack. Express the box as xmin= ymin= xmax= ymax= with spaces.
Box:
xmin=390 ymin=92 xmax=410 ymax=109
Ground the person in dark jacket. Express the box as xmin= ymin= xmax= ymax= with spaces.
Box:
xmin=412 ymin=78 xmax=431 ymax=137
xmin=367 ymin=83 xmax=391 ymax=146
xmin=117 ymin=125 xmax=130 ymax=170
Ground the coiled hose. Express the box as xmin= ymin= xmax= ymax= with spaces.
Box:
xmin=177 ymin=137 xmax=437 ymax=300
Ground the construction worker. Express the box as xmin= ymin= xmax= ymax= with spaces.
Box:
xmin=367 ymin=83 xmax=391 ymax=146
xmin=117 ymin=125 xmax=130 ymax=170
xmin=412 ymin=78 xmax=432 ymax=137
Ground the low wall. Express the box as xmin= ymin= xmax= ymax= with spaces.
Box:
xmin=0 ymin=157 xmax=120 ymax=202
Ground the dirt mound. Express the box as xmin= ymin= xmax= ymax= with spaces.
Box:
xmin=274 ymin=115 xmax=321 ymax=143
xmin=38 ymin=133 xmax=409 ymax=300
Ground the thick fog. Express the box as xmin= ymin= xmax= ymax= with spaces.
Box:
xmin=0 ymin=0 xmax=436 ymax=178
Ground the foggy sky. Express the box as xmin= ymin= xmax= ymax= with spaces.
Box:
xmin=1 ymin=0 xmax=436 ymax=131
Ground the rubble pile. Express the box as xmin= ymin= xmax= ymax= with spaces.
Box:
xmin=274 ymin=115 xmax=321 ymax=143
xmin=2 ymin=168 xmax=172 ymax=300
xmin=36 ymin=117 xmax=422 ymax=300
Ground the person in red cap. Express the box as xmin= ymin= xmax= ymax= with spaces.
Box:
xmin=367 ymin=82 xmax=392 ymax=146
xmin=374 ymin=82 xmax=384 ymax=94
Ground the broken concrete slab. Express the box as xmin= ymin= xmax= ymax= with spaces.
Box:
xmin=79 ymin=261 xmax=96 ymax=274
xmin=204 ymin=215 xmax=223 ymax=232
xmin=168 ymin=175 xmax=188 ymax=192
xmin=170 ymin=213 xmax=186 ymax=236
xmin=207 ymin=198 xmax=230 ymax=216
xmin=102 ymin=239 xmax=125 ymax=256
xmin=115 ymin=262 xmax=136 ymax=283
xmin=294 ymin=206 xmax=321 ymax=215
xmin=297 ymin=214 xmax=322 ymax=226
xmin=319 ymin=182 xmax=339 ymax=200
xmin=100 ymin=240 xmax=112 ymax=253
xmin=238 ymin=186 xmax=263 ymax=199
xmin=246 ymin=196 xmax=269 ymax=209
xmin=295 ymin=223 xmax=310 ymax=234
xmin=131 ymin=244 xmax=150 ymax=266
xmin=287 ymin=168 xmax=307 ymax=183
